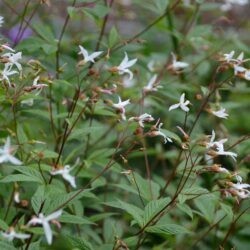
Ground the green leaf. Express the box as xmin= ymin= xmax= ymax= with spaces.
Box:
xmin=43 ymin=189 xmax=96 ymax=214
xmin=126 ymin=172 xmax=160 ymax=200
xmin=28 ymin=240 xmax=41 ymax=250
xmin=67 ymin=6 xmax=76 ymax=18
xmin=177 ymin=203 xmax=193 ymax=219
xmin=17 ymin=124 xmax=28 ymax=144
xmin=155 ymin=0 xmax=169 ymax=12
xmin=220 ymin=203 xmax=233 ymax=220
xmin=108 ymin=27 xmax=119 ymax=47
xmin=194 ymin=194 xmax=217 ymax=224
xmin=142 ymin=198 xmax=171 ymax=226
xmin=66 ymin=235 xmax=94 ymax=250
xmin=0 ymin=218 xmax=9 ymax=231
xmin=33 ymin=23 xmax=55 ymax=42
xmin=178 ymin=186 xmax=208 ymax=204
xmin=146 ymin=224 xmax=190 ymax=235
xmin=118 ymin=200 xmax=143 ymax=227
xmin=0 ymin=242 xmax=17 ymax=250
xmin=59 ymin=213 xmax=94 ymax=225
xmin=104 ymin=200 xmax=143 ymax=227
xmin=41 ymin=43 xmax=57 ymax=54
xmin=31 ymin=185 xmax=46 ymax=214
xmin=89 ymin=212 xmax=117 ymax=222
xmin=13 ymin=166 xmax=44 ymax=182
xmin=0 ymin=174 xmax=42 ymax=183
xmin=83 ymin=4 xmax=110 ymax=19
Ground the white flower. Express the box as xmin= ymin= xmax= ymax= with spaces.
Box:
xmin=232 ymin=183 xmax=250 ymax=190
xmin=1 ymin=228 xmax=30 ymax=241
xmin=112 ymin=96 xmax=130 ymax=120
xmin=211 ymin=107 xmax=229 ymax=119
xmin=221 ymin=51 xmax=249 ymax=64
xmin=206 ymin=130 xmax=237 ymax=161
xmin=223 ymin=51 xmax=235 ymax=62
xmin=216 ymin=142 xmax=237 ymax=161
xmin=3 ymin=52 xmax=22 ymax=71
xmin=206 ymin=130 xmax=227 ymax=149
xmin=170 ymin=53 xmax=189 ymax=71
xmin=143 ymin=74 xmax=161 ymax=93
xmin=236 ymin=52 xmax=244 ymax=63
xmin=117 ymin=52 xmax=137 ymax=80
xmin=21 ymin=77 xmax=48 ymax=106
xmin=233 ymin=64 xmax=246 ymax=75
xmin=30 ymin=76 xmax=48 ymax=96
xmin=0 ymin=16 xmax=4 ymax=27
xmin=206 ymin=164 xmax=230 ymax=174
xmin=233 ymin=189 xmax=250 ymax=199
xmin=27 ymin=210 xmax=62 ymax=245
xmin=0 ymin=65 xmax=18 ymax=86
xmin=148 ymin=121 xmax=172 ymax=144
xmin=129 ymin=113 xmax=154 ymax=127
xmin=78 ymin=45 xmax=103 ymax=63
xmin=0 ymin=137 xmax=22 ymax=165
xmin=51 ymin=165 xmax=76 ymax=188
xmin=230 ymin=182 xmax=250 ymax=199
xmin=169 ymin=93 xmax=190 ymax=112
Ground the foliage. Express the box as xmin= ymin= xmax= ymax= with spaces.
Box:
xmin=0 ymin=0 xmax=250 ymax=249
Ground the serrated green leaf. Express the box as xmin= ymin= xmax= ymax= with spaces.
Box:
xmin=194 ymin=194 xmax=217 ymax=224
xmin=142 ymin=198 xmax=171 ymax=226
xmin=13 ymin=166 xmax=44 ymax=182
xmin=43 ymin=189 xmax=96 ymax=214
xmin=177 ymin=203 xmax=193 ymax=219
xmin=178 ymin=186 xmax=209 ymax=204
xmin=66 ymin=234 xmax=94 ymax=250
xmin=104 ymin=200 xmax=143 ymax=227
xmin=59 ymin=213 xmax=94 ymax=225
xmin=31 ymin=185 xmax=46 ymax=214
xmin=0 ymin=241 xmax=17 ymax=250
xmin=126 ymin=172 xmax=160 ymax=200
xmin=220 ymin=203 xmax=233 ymax=220
xmin=146 ymin=224 xmax=190 ymax=235
xmin=28 ymin=240 xmax=41 ymax=250
xmin=0 ymin=174 xmax=42 ymax=183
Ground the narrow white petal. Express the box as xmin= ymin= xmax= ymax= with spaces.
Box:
xmin=78 ymin=45 xmax=89 ymax=59
xmin=169 ymin=103 xmax=180 ymax=111
xmin=180 ymin=104 xmax=189 ymax=112
xmin=63 ymin=173 xmax=76 ymax=188
xmin=27 ymin=217 xmax=42 ymax=226
xmin=119 ymin=52 xmax=129 ymax=68
xmin=125 ymin=58 xmax=137 ymax=68
xmin=43 ymin=221 xmax=52 ymax=245
xmin=15 ymin=232 xmax=30 ymax=240
xmin=7 ymin=155 xmax=22 ymax=165
xmin=89 ymin=51 xmax=103 ymax=62
xmin=45 ymin=210 xmax=63 ymax=221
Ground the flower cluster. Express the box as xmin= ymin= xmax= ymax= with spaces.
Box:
xmin=0 ymin=44 xmax=22 ymax=86
xmin=221 ymin=50 xmax=250 ymax=81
